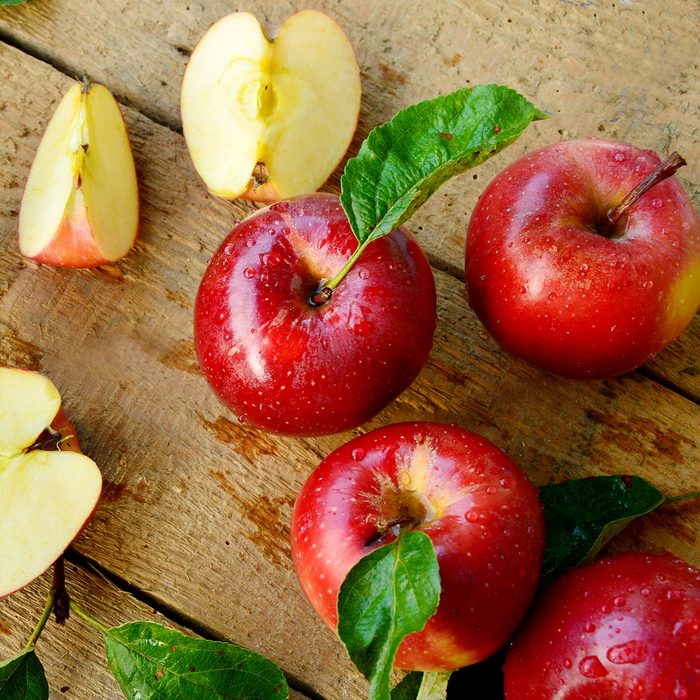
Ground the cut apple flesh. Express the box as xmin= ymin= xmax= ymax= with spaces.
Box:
xmin=0 ymin=367 xmax=102 ymax=597
xmin=181 ymin=10 xmax=361 ymax=201
xmin=0 ymin=451 xmax=102 ymax=596
xmin=18 ymin=82 xmax=139 ymax=267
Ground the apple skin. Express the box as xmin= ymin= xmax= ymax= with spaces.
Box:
xmin=503 ymin=552 xmax=700 ymax=700
xmin=290 ymin=422 xmax=545 ymax=670
xmin=194 ymin=194 xmax=436 ymax=436
xmin=465 ymin=139 xmax=700 ymax=379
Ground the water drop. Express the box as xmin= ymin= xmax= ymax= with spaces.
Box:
xmin=579 ymin=263 xmax=589 ymax=273
xmin=243 ymin=267 xmax=256 ymax=279
xmin=563 ymin=658 xmax=573 ymax=669
xmin=614 ymin=152 xmax=626 ymax=162
xmin=606 ymin=640 xmax=647 ymax=665
xmin=584 ymin=622 xmax=596 ymax=633
xmin=281 ymin=227 xmax=290 ymax=235
xmin=351 ymin=448 xmax=365 ymax=461
xmin=579 ymin=655 xmax=608 ymax=678
xmin=347 ymin=303 xmax=366 ymax=332
xmin=245 ymin=238 xmax=255 ymax=248
xmin=359 ymin=269 xmax=370 ymax=280
xmin=465 ymin=510 xmax=479 ymax=523
xmin=613 ymin=596 xmax=626 ymax=607
xmin=238 ymin=415 xmax=247 ymax=424
xmin=640 ymin=587 xmax=651 ymax=597
xmin=547 ymin=292 xmax=557 ymax=301
xmin=223 ymin=243 xmax=234 ymax=255
xmin=500 ymin=478 xmax=514 ymax=489
xmin=674 ymin=680 xmax=688 ymax=698
xmin=267 ymin=228 xmax=275 ymax=235
xmin=519 ymin=286 xmax=527 ymax=295
xmin=486 ymin=486 xmax=497 ymax=495
xmin=652 ymin=198 xmax=663 ymax=208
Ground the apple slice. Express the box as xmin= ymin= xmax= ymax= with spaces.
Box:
xmin=181 ymin=10 xmax=361 ymax=202
xmin=18 ymin=81 xmax=139 ymax=268
xmin=0 ymin=367 xmax=102 ymax=597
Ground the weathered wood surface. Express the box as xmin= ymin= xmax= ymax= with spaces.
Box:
xmin=0 ymin=564 xmax=309 ymax=700
xmin=1 ymin=0 xmax=699 ymax=399
xmin=0 ymin=1 xmax=699 ymax=698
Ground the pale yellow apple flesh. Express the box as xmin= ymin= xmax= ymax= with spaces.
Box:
xmin=181 ymin=10 xmax=361 ymax=202
xmin=18 ymin=82 xmax=139 ymax=267
xmin=0 ymin=368 xmax=102 ymax=597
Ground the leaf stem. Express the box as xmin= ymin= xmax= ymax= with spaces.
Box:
xmin=326 ymin=240 xmax=370 ymax=292
xmin=24 ymin=590 xmax=55 ymax=650
xmin=666 ymin=489 xmax=700 ymax=504
xmin=69 ymin=601 xmax=110 ymax=634
xmin=417 ymin=671 xmax=452 ymax=700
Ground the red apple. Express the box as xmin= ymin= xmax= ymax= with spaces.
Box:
xmin=503 ymin=552 xmax=700 ymax=699
xmin=290 ymin=422 xmax=545 ymax=670
xmin=194 ymin=194 xmax=436 ymax=436
xmin=466 ymin=139 xmax=700 ymax=378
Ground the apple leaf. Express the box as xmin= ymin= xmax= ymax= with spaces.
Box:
xmin=391 ymin=672 xmax=423 ymax=699
xmin=539 ymin=475 xmax=665 ymax=586
xmin=0 ymin=650 xmax=49 ymax=700
xmin=338 ymin=531 xmax=440 ymax=700
xmin=341 ymin=84 xmax=546 ymax=247
xmin=102 ymin=621 xmax=288 ymax=700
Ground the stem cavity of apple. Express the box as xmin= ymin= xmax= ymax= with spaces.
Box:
xmin=607 ymin=151 xmax=686 ymax=225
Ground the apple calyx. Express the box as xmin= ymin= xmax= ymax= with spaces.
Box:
xmin=607 ymin=151 xmax=687 ymax=226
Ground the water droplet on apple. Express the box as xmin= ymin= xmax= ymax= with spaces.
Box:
xmin=507 ymin=241 xmax=513 ymax=248
xmin=351 ymin=448 xmax=365 ymax=461
xmin=606 ymin=640 xmax=647 ymax=665
xmin=563 ymin=658 xmax=573 ymax=669
xmin=613 ymin=596 xmax=626 ymax=606
xmin=347 ymin=303 xmax=366 ymax=332
xmin=674 ymin=681 xmax=689 ymax=698
xmin=579 ymin=655 xmax=608 ymax=678
xmin=486 ymin=486 xmax=497 ymax=494
xmin=640 ymin=586 xmax=651 ymax=597
xmin=223 ymin=244 xmax=234 ymax=255
xmin=238 ymin=415 xmax=247 ymax=424
xmin=245 ymin=239 xmax=255 ymax=248
xmin=281 ymin=227 xmax=290 ymax=235
xmin=500 ymin=477 xmax=514 ymax=489
xmin=584 ymin=622 xmax=596 ymax=633
xmin=547 ymin=292 xmax=556 ymax=301
xmin=614 ymin=152 xmax=626 ymax=162
xmin=519 ymin=286 xmax=527 ymax=295
xmin=652 ymin=198 xmax=663 ymax=208
xmin=267 ymin=228 xmax=275 ymax=235
xmin=465 ymin=510 xmax=479 ymax=523
xmin=642 ymin=280 xmax=653 ymax=289
xmin=359 ymin=269 xmax=370 ymax=280
xmin=243 ymin=267 xmax=256 ymax=279
xmin=579 ymin=263 xmax=589 ymax=273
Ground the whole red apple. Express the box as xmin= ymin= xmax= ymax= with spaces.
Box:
xmin=290 ymin=422 xmax=545 ymax=670
xmin=194 ymin=194 xmax=436 ymax=436
xmin=503 ymin=552 xmax=700 ymax=699
xmin=466 ymin=139 xmax=700 ymax=378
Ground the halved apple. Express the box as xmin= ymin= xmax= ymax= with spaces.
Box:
xmin=18 ymin=81 xmax=139 ymax=268
xmin=0 ymin=367 xmax=102 ymax=598
xmin=181 ymin=10 xmax=362 ymax=202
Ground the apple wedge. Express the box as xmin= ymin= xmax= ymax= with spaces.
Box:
xmin=0 ymin=367 xmax=102 ymax=598
xmin=18 ymin=81 xmax=139 ymax=268
xmin=181 ymin=10 xmax=361 ymax=202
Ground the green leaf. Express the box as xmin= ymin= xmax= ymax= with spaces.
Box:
xmin=103 ymin=621 xmax=288 ymax=700
xmin=391 ymin=672 xmax=423 ymax=700
xmin=340 ymin=84 xmax=546 ymax=246
xmin=0 ymin=650 xmax=48 ymax=700
xmin=338 ymin=531 xmax=440 ymax=700
xmin=539 ymin=475 xmax=665 ymax=586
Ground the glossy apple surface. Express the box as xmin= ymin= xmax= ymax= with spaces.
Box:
xmin=290 ymin=422 xmax=545 ymax=670
xmin=466 ymin=139 xmax=700 ymax=378
xmin=194 ymin=194 xmax=436 ymax=436
xmin=504 ymin=552 xmax=700 ymax=699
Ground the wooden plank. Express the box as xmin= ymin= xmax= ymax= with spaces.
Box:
xmin=1 ymin=0 xmax=699 ymax=395
xmin=0 ymin=42 xmax=698 ymax=698
xmin=0 ymin=564 xmax=309 ymax=700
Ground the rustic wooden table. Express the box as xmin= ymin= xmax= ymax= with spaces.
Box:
xmin=0 ymin=1 xmax=698 ymax=698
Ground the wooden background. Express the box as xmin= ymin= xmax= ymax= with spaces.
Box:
xmin=0 ymin=1 xmax=698 ymax=698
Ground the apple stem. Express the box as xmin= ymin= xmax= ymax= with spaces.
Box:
xmin=309 ymin=286 xmax=333 ymax=307
xmin=607 ymin=152 xmax=686 ymax=224
xmin=416 ymin=670 xmax=452 ymax=699
xmin=24 ymin=590 xmax=56 ymax=650
xmin=52 ymin=556 xmax=71 ymax=625
xmin=69 ymin=600 xmax=111 ymax=634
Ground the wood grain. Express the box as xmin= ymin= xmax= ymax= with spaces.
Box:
xmin=0 ymin=38 xmax=698 ymax=698
xmin=1 ymin=0 xmax=699 ymax=396
xmin=0 ymin=564 xmax=309 ymax=700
